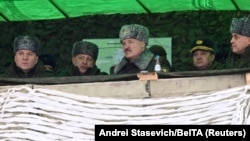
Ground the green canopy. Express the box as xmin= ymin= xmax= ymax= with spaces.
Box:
xmin=0 ymin=0 xmax=249 ymax=22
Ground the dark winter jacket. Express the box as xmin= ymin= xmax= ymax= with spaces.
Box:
xmin=229 ymin=47 xmax=250 ymax=69
xmin=64 ymin=65 xmax=108 ymax=76
xmin=2 ymin=63 xmax=49 ymax=78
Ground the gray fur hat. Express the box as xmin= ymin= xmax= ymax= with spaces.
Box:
xmin=119 ymin=24 xmax=149 ymax=44
xmin=230 ymin=17 xmax=250 ymax=37
xmin=13 ymin=35 xmax=41 ymax=55
xmin=72 ymin=41 xmax=99 ymax=61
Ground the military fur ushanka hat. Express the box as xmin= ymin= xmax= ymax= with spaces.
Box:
xmin=119 ymin=24 xmax=149 ymax=44
xmin=230 ymin=17 xmax=250 ymax=37
xmin=13 ymin=35 xmax=41 ymax=56
xmin=72 ymin=41 xmax=99 ymax=61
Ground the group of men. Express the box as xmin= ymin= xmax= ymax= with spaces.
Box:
xmin=1 ymin=16 xmax=250 ymax=78
xmin=190 ymin=17 xmax=250 ymax=71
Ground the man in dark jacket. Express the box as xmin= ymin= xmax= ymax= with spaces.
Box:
xmin=39 ymin=54 xmax=57 ymax=76
xmin=189 ymin=38 xmax=223 ymax=71
xmin=149 ymin=45 xmax=172 ymax=72
xmin=3 ymin=35 xmax=48 ymax=78
xmin=39 ymin=54 xmax=56 ymax=72
xmin=65 ymin=40 xmax=107 ymax=76
xmin=229 ymin=17 xmax=250 ymax=68
xmin=111 ymin=24 xmax=156 ymax=74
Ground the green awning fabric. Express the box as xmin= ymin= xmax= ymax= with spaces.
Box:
xmin=0 ymin=0 xmax=249 ymax=22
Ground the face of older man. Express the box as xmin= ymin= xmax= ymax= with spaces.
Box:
xmin=230 ymin=33 xmax=250 ymax=54
xmin=121 ymin=38 xmax=146 ymax=62
xmin=72 ymin=54 xmax=95 ymax=74
xmin=14 ymin=50 xmax=38 ymax=73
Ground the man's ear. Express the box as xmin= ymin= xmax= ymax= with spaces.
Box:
xmin=72 ymin=57 xmax=76 ymax=65
xmin=139 ymin=40 xmax=146 ymax=49
xmin=35 ymin=56 xmax=39 ymax=64
xmin=211 ymin=54 xmax=215 ymax=61
xmin=248 ymin=37 xmax=250 ymax=44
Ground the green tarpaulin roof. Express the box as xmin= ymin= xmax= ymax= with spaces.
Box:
xmin=0 ymin=0 xmax=249 ymax=22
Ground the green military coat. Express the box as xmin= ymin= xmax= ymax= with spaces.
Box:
xmin=2 ymin=62 xmax=49 ymax=78
xmin=229 ymin=47 xmax=250 ymax=69
xmin=63 ymin=65 xmax=108 ymax=76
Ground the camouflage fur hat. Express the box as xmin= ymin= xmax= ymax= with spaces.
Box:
xmin=119 ymin=24 xmax=149 ymax=44
xmin=72 ymin=41 xmax=99 ymax=61
xmin=13 ymin=35 xmax=41 ymax=56
xmin=190 ymin=38 xmax=215 ymax=54
xmin=230 ymin=17 xmax=250 ymax=37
